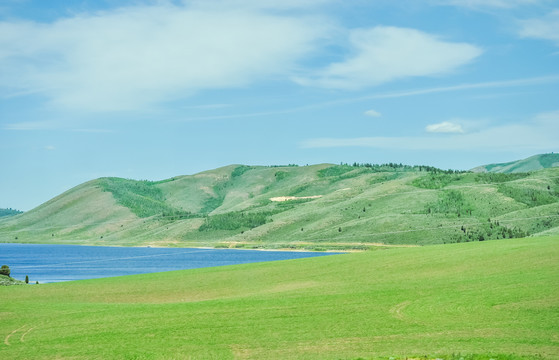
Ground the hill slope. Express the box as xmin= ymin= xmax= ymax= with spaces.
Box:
xmin=471 ymin=153 xmax=559 ymax=173
xmin=1 ymin=236 xmax=557 ymax=359
xmin=2 ymin=162 xmax=559 ymax=250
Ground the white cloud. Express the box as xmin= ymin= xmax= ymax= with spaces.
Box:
xmin=294 ymin=26 xmax=482 ymax=90
xmin=425 ymin=121 xmax=464 ymax=133
xmin=3 ymin=120 xmax=62 ymax=130
xmin=302 ymin=110 xmax=559 ymax=152
xmin=0 ymin=3 xmax=329 ymax=111
xmin=519 ymin=10 xmax=559 ymax=45
xmin=185 ymin=0 xmax=334 ymax=11
xmin=364 ymin=109 xmax=382 ymax=117
xmin=441 ymin=0 xmax=542 ymax=8
xmin=45 ymin=145 xmax=56 ymax=151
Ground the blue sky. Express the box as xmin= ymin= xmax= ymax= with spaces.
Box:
xmin=1 ymin=0 xmax=558 ymax=211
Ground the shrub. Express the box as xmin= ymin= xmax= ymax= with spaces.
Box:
xmin=498 ymin=183 xmax=559 ymax=207
xmin=0 ymin=265 xmax=10 ymax=277
xmin=426 ymin=190 xmax=473 ymax=217
xmin=98 ymin=177 xmax=191 ymax=218
xmin=317 ymin=165 xmax=355 ymax=178
xmin=413 ymin=173 xmax=466 ymax=189
xmin=199 ymin=211 xmax=274 ymax=231
xmin=231 ymin=165 xmax=253 ymax=178
xmin=475 ymin=172 xmax=530 ymax=183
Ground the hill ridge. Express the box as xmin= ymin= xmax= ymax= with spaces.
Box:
xmin=471 ymin=153 xmax=559 ymax=173
xmin=2 ymin=157 xmax=559 ymax=250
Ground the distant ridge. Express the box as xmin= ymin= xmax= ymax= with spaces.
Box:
xmin=471 ymin=153 xmax=559 ymax=173
xmin=2 ymin=160 xmax=559 ymax=250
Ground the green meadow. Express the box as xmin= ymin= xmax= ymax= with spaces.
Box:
xmin=1 ymin=236 xmax=558 ymax=359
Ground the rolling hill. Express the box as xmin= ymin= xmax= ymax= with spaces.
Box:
xmin=1 ymin=160 xmax=559 ymax=250
xmin=471 ymin=153 xmax=559 ymax=173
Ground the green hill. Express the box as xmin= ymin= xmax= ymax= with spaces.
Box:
xmin=471 ymin=153 xmax=559 ymax=173
xmin=2 ymin=161 xmax=559 ymax=250
xmin=1 ymin=236 xmax=557 ymax=359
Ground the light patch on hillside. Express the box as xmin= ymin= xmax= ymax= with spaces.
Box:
xmin=270 ymin=195 xmax=322 ymax=202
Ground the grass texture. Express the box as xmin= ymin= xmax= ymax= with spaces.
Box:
xmin=1 ymin=236 xmax=557 ymax=359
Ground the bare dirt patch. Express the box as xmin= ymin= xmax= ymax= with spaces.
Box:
xmin=270 ymin=195 xmax=322 ymax=202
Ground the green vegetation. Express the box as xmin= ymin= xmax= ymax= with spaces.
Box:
xmin=472 ymin=153 xmax=559 ymax=173
xmin=231 ymin=165 xmax=254 ymax=178
xmin=2 ymin=161 xmax=559 ymax=249
xmin=0 ymin=264 xmax=10 ymax=276
xmin=498 ymin=181 xmax=559 ymax=208
xmin=0 ymin=236 xmax=557 ymax=359
xmin=0 ymin=274 xmax=25 ymax=286
xmin=199 ymin=211 xmax=274 ymax=231
xmin=98 ymin=177 xmax=192 ymax=219
xmin=450 ymin=220 xmax=527 ymax=243
xmin=0 ymin=208 xmax=22 ymax=217
xmin=412 ymin=173 xmax=468 ymax=189
xmin=317 ymin=164 xmax=356 ymax=178
xmin=426 ymin=189 xmax=473 ymax=216
xmin=274 ymin=170 xmax=290 ymax=181
xmin=539 ymin=153 xmax=559 ymax=168
xmin=475 ymin=172 xmax=530 ymax=183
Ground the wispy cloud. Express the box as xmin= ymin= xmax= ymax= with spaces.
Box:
xmin=177 ymin=75 xmax=559 ymax=122
xmin=440 ymin=0 xmax=543 ymax=8
xmin=294 ymin=26 xmax=482 ymax=90
xmin=3 ymin=121 xmax=61 ymax=131
xmin=0 ymin=3 xmax=330 ymax=112
xmin=302 ymin=110 xmax=559 ymax=152
xmin=353 ymin=75 xmax=559 ymax=101
xmin=3 ymin=120 xmax=112 ymax=133
xmin=519 ymin=10 xmax=559 ymax=45
xmin=426 ymin=121 xmax=464 ymax=133
xmin=182 ymin=103 xmax=232 ymax=110
xmin=71 ymin=129 xmax=114 ymax=133
xmin=364 ymin=109 xmax=382 ymax=117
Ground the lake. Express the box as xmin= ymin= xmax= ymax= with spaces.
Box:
xmin=0 ymin=243 xmax=341 ymax=283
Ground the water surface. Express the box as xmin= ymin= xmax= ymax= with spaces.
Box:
xmin=0 ymin=243 xmax=341 ymax=283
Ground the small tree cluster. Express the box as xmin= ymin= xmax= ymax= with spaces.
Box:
xmin=0 ymin=265 xmax=10 ymax=277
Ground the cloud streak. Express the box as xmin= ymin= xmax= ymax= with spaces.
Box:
xmin=426 ymin=121 xmax=464 ymax=133
xmin=294 ymin=26 xmax=482 ymax=89
xmin=441 ymin=0 xmax=543 ymax=8
xmin=519 ymin=10 xmax=559 ymax=45
xmin=302 ymin=111 xmax=559 ymax=152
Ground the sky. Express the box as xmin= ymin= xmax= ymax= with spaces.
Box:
xmin=1 ymin=0 xmax=558 ymax=211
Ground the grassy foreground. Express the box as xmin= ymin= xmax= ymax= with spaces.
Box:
xmin=1 ymin=237 xmax=558 ymax=359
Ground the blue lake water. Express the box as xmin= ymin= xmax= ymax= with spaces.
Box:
xmin=0 ymin=243 xmax=341 ymax=283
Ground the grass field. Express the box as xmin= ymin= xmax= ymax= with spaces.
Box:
xmin=1 ymin=236 xmax=558 ymax=359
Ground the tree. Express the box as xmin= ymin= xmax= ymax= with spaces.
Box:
xmin=0 ymin=265 xmax=10 ymax=277
xmin=25 ymin=275 xmax=29 ymax=284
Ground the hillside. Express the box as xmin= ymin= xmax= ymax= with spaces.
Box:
xmin=1 ymin=236 xmax=557 ymax=359
xmin=471 ymin=153 xmax=559 ymax=173
xmin=1 ymin=162 xmax=559 ymax=250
